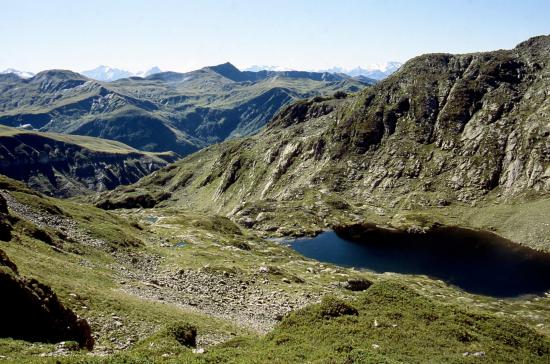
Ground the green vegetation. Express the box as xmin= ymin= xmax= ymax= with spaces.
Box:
xmin=2 ymin=172 xmax=550 ymax=362
xmin=201 ymin=282 xmax=549 ymax=363
xmin=6 ymin=282 xmax=548 ymax=363
xmin=2 ymin=37 xmax=550 ymax=363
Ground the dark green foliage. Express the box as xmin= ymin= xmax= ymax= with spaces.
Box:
xmin=0 ymin=194 xmax=7 ymax=214
xmin=317 ymin=296 xmax=359 ymax=318
xmin=0 ymin=214 xmax=12 ymax=242
xmin=269 ymin=99 xmax=334 ymax=128
xmin=333 ymin=90 xmax=348 ymax=99
xmin=166 ymin=322 xmax=197 ymax=347
xmin=343 ymin=278 xmax=372 ymax=291
xmin=26 ymin=226 xmax=54 ymax=246
xmin=96 ymin=191 xmax=171 ymax=210
xmin=0 ymin=195 xmax=14 ymax=241
xmin=227 ymin=240 xmax=251 ymax=250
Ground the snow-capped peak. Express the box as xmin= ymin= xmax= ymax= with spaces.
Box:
xmin=81 ymin=66 xmax=162 ymax=82
xmin=134 ymin=67 xmax=163 ymax=78
xmin=242 ymin=62 xmax=403 ymax=80
xmin=243 ymin=65 xmax=295 ymax=72
xmin=0 ymin=68 xmax=35 ymax=78
xmin=320 ymin=62 xmax=403 ymax=80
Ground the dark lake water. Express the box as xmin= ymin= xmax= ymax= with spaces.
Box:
xmin=288 ymin=228 xmax=550 ymax=297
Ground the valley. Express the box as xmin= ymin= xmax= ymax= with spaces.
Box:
xmin=0 ymin=176 xmax=549 ymax=362
xmin=0 ymin=34 xmax=549 ymax=363
xmin=100 ymin=36 xmax=550 ymax=251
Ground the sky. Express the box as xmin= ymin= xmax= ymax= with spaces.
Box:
xmin=1 ymin=0 xmax=549 ymax=73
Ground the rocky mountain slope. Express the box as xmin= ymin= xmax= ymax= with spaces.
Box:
xmin=0 ymin=63 xmax=369 ymax=155
xmin=0 ymin=249 xmax=94 ymax=350
xmin=0 ymin=194 xmax=93 ymax=349
xmin=101 ymin=36 xmax=550 ymax=250
xmin=0 ymin=125 xmax=176 ymax=197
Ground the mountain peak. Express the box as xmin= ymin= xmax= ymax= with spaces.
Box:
xmin=81 ymin=66 xmax=133 ymax=82
xmin=207 ymin=62 xmax=246 ymax=81
xmin=515 ymin=34 xmax=550 ymax=53
xmin=32 ymin=69 xmax=88 ymax=81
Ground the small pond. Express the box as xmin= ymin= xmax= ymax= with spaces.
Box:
xmin=287 ymin=226 xmax=550 ymax=297
xmin=144 ymin=216 xmax=158 ymax=224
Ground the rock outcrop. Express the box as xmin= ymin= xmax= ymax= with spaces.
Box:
xmin=0 ymin=194 xmax=14 ymax=241
xmin=0 ymin=248 xmax=94 ymax=349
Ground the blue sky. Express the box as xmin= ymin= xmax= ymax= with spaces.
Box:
xmin=1 ymin=0 xmax=549 ymax=73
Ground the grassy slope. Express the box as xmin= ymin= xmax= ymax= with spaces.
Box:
xmin=203 ymin=283 xmax=550 ymax=364
xmin=1 ymin=176 xmax=549 ymax=362
xmin=0 ymin=125 xmax=174 ymax=159
xmin=0 ymin=177 xmax=252 ymax=361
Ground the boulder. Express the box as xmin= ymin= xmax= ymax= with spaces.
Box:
xmin=343 ymin=278 xmax=372 ymax=292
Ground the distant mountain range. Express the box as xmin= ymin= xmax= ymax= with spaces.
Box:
xmin=2 ymin=61 xmax=401 ymax=83
xmin=244 ymin=62 xmax=403 ymax=80
xmin=80 ymin=66 xmax=162 ymax=82
xmin=1 ymin=66 xmax=162 ymax=82
xmin=0 ymin=62 xmax=369 ymax=156
xmin=321 ymin=62 xmax=403 ymax=80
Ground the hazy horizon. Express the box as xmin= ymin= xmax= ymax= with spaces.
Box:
xmin=2 ymin=0 xmax=550 ymax=73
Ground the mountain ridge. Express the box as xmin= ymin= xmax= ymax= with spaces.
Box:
xmin=0 ymin=63 xmax=369 ymax=156
xmin=0 ymin=125 xmax=176 ymax=196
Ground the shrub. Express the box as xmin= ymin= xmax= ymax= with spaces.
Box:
xmin=318 ymin=296 xmax=358 ymax=318
xmin=166 ymin=322 xmax=197 ymax=347
xmin=333 ymin=91 xmax=348 ymax=99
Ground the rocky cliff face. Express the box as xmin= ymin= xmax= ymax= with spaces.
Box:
xmin=0 ymin=127 xmax=177 ymax=197
xmin=100 ymin=36 xmax=550 ymax=248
